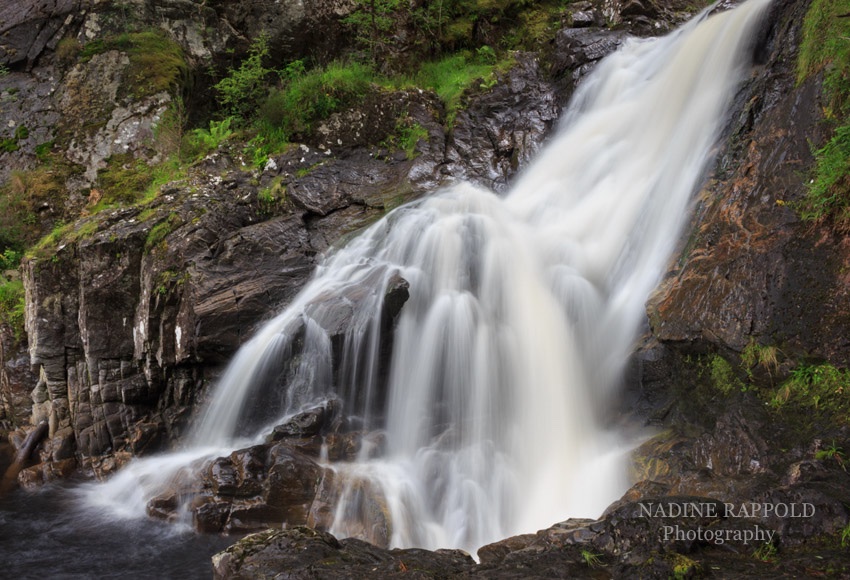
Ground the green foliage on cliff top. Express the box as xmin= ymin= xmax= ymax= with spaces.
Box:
xmin=797 ymin=0 xmax=850 ymax=223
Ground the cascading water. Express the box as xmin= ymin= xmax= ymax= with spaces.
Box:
xmin=86 ymin=0 xmax=771 ymax=556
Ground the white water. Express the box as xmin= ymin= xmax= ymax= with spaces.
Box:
xmin=86 ymin=0 xmax=771 ymax=556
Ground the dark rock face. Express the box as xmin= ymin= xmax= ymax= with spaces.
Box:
xmin=444 ymin=54 xmax=563 ymax=193
xmin=647 ymin=0 xmax=845 ymax=364
xmin=0 ymin=0 xmax=83 ymax=68
xmin=20 ymin=149 xmax=418 ymax=464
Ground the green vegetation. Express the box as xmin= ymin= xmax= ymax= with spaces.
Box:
xmin=0 ymin=276 xmax=25 ymax=342
xmin=258 ymin=177 xmax=287 ymax=215
xmin=145 ymin=212 xmax=183 ymax=252
xmin=796 ymin=0 xmax=850 ymax=223
xmin=10 ymin=0 xmax=572 ymax=269
xmin=79 ymin=31 xmax=186 ymax=99
xmin=669 ymin=553 xmax=699 ymax=579
xmin=154 ymin=268 xmax=190 ymax=295
xmin=214 ymin=34 xmax=275 ymax=119
xmin=183 ymin=118 xmax=235 ymax=160
xmin=269 ymin=61 xmax=373 ymax=137
xmin=579 ymin=549 xmax=602 ymax=568
xmin=768 ymin=363 xmax=850 ymax=414
xmin=753 ymin=542 xmax=778 ymax=563
xmin=841 ymin=523 xmax=850 ymax=547
xmin=344 ymin=0 xmax=564 ymax=64
xmin=388 ymin=117 xmax=429 ymax=159
xmin=741 ymin=339 xmax=780 ymax=376
xmin=0 ymin=165 xmax=68 ymax=253
xmin=710 ymin=354 xmax=743 ymax=395
xmin=0 ymin=124 xmax=29 ymax=153
xmin=408 ymin=51 xmax=504 ymax=122
xmin=815 ymin=440 xmax=847 ymax=470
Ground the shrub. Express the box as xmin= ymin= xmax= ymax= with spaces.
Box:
xmin=214 ymin=34 xmax=274 ymax=119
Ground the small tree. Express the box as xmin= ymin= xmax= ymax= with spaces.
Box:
xmin=214 ymin=34 xmax=274 ymax=120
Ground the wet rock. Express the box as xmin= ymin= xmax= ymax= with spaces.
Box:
xmin=206 ymin=446 xmax=267 ymax=498
xmin=271 ymin=399 xmax=340 ymax=440
xmin=212 ymin=526 xmax=476 ymax=580
xmin=17 ymin=457 xmax=75 ymax=489
xmin=194 ymin=497 xmax=233 ymax=534
xmin=445 ymin=53 xmax=562 ymax=192
xmin=646 ymin=0 xmax=846 ymax=365
xmin=551 ymin=28 xmax=630 ymax=81
xmin=264 ymin=445 xmax=323 ymax=523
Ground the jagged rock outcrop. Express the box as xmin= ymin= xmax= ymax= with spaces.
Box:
xmin=20 ymin=139 xmax=429 ymax=466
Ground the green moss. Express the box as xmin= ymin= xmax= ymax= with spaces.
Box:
xmin=384 ymin=117 xmax=429 ymax=159
xmin=27 ymin=217 xmax=100 ymax=260
xmin=79 ymin=31 xmax=186 ymax=100
xmin=34 ymin=141 xmax=54 ymax=161
xmin=669 ymin=553 xmax=700 ymax=579
xmin=96 ymin=154 xmax=155 ymax=206
xmin=797 ymin=0 xmax=850 ymax=223
xmin=0 ymin=124 xmax=29 ymax=153
xmin=709 ymin=354 xmax=743 ymax=395
xmin=93 ymin=154 xmax=186 ymax=212
xmin=145 ymin=212 xmax=183 ymax=252
xmin=0 ymin=138 xmax=18 ymax=153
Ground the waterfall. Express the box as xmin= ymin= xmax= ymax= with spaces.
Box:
xmin=86 ymin=0 xmax=771 ymax=556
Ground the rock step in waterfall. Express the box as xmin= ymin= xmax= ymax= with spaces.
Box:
xmin=84 ymin=0 xmax=772 ymax=556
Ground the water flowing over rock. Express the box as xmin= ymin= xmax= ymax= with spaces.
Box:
xmin=80 ymin=0 xmax=775 ymax=563
xmin=8 ymin=0 xmax=850 ymax=576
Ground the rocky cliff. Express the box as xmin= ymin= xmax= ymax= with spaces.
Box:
xmin=3 ymin=0 xmax=850 ymax=576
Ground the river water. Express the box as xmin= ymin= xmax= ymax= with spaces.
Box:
xmin=0 ymin=486 xmax=233 ymax=579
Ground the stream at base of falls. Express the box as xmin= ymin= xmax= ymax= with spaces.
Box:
xmin=0 ymin=486 xmax=234 ymax=580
